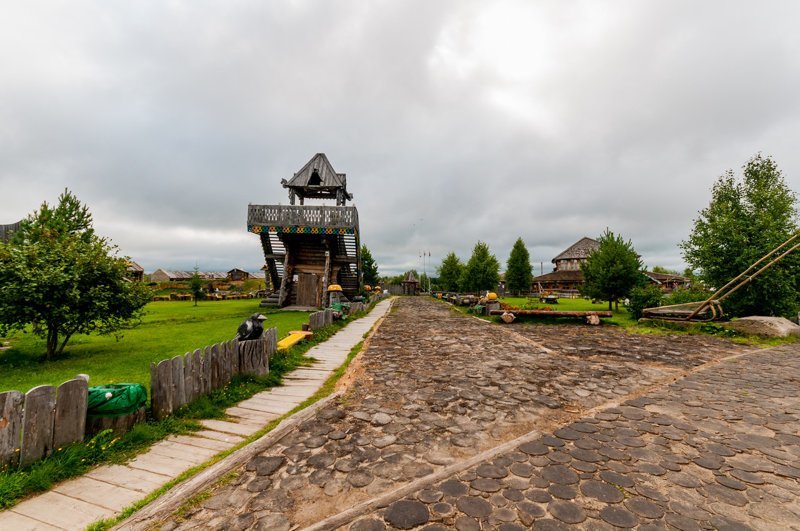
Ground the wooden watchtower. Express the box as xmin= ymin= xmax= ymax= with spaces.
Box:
xmin=0 ymin=221 xmax=21 ymax=242
xmin=247 ymin=154 xmax=360 ymax=308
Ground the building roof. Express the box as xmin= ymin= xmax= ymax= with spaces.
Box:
xmin=532 ymin=270 xmax=585 ymax=283
xmin=643 ymin=271 xmax=690 ymax=284
xmin=282 ymin=153 xmax=352 ymax=200
xmin=402 ymin=271 xmax=418 ymax=283
xmin=227 ymin=268 xmax=248 ymax=274
xmin=126 ymin=261 xmax=144 ymax=272
xmin=552 ymin=237 xmax=600 ymax=263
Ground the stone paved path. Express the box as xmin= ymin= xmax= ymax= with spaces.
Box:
xmin=0 ymin=299 xmax=392 ymax=531
xmin=158 ymin=297 xmax=793 ymax=530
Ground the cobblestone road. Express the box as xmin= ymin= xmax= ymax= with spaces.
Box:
xmin=162 ymin=297 xmax=799 ymax=530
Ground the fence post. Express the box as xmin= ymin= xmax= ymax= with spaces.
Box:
xmin=53 ymin=378 xmax=88 ymax=450
xmin=0 ymin=391 xmax=23 ymax=468
xmin=152 ymin=360 xmax=173 ymax=420
xmin=171 ymin=356 xmax=185 ymax=409
xmin=20 ymin=385 xmax=56 ymax=466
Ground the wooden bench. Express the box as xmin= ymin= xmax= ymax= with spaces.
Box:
xmin=277 ymin=330 xmax=313 ymax=352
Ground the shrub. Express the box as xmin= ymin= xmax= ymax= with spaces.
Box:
xmin=628 ymin=284 xmax=664 ymax=319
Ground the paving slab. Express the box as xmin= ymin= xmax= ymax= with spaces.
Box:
xmin=191 ymin=429 xmax=245 ymax=444
xmin=199 ymin=419 xmax=260 ymax=437
xmin=148 ymin=440 xmax=218 ymax=462
xmin=127 ymin=450 xmax=197 ymax=476
xmin=53 ymin=476 xmax=142 ymax=511
xmin=225 ymin=406 xmax=279 ymax=423
xmin=167 ymin=434 xmax=235 ymax=452
xmin=0 ymin=510 xmax=62 ymax=530
xmin=12 ymin=491 xmax=114 ymax=530
xmin=87 ymin=464 xmax=169 ymax=492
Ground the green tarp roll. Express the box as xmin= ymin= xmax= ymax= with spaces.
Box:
xmin=87 ymin=384 xmax=147 ymax=418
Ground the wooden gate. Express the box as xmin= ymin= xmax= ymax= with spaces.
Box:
xmin=297 ymin=273 xmax=319 ymax=307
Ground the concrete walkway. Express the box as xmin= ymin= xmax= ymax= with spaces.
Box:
xmin=0 ymin=299 xmax=393 ymax=531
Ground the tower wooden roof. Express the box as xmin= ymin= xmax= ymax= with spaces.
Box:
xmin=281 ymin=153 xmax=352 ymax=203
xmin=552 ymin=237 xmax=599 ymax=263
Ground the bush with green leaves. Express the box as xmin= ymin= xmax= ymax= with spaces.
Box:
xmin=627 ymin=284 xmax=664 ymax=319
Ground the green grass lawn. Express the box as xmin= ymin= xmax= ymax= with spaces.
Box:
xmin=0 ymin=300 xmax=310 ymax=393
xmin=499 ymin=296 xmax=637 ymax=326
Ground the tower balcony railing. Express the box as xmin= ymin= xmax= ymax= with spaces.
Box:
xmin=247 ymin=205 xmax=358 ymax=230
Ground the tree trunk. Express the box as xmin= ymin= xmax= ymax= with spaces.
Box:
xmin=615 ymin=300 xmax=619 ymax=311
xmin=608 ymin=299 xmax=613 ymax=311
xmin=46 ymin=326 xmax=58 ymax=360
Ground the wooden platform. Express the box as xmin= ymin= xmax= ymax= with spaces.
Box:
xmin=489 ymin=310 xmax=613 ymax=318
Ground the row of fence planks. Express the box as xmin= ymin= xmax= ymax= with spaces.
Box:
xmin=308 ymin=309 xmax=333 ymax=330
xmin=150 ymin=328 xmax=277 ymax=419
xmin=0 ymin=377 xmax=88 ymax=468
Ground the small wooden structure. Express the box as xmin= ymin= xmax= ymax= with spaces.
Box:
xmin=249 ymin=154 xmax=360 ymax=307
xmin=126 ymin=261 xmax=144 ymax=282
xmin=227 ymin=268 xmax=250 ymax=281
xmin=0 ymin=221 xmax=21 ymax=242
xmin=402 ymin=271 xmax=420 ymax=295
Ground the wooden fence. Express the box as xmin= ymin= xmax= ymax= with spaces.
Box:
xmin=0 ymin=377 xmax=88 ymax=468
xmin=150 ymin=328 xmax=277 ymax=419
xmin=308 ymin=309 xmax=333 ymax=330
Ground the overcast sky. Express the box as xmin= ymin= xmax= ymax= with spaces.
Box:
xmin=1 ymin=1 xmax=799 ymax=276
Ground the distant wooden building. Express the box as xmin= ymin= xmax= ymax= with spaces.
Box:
xmin=0 ymin=221 xmax=21 ymax=242
xmin=532 ymin=237 xmax=599 ymax=294
xmin=126 ymin=261 xmax=144 ymax=282
xmin=150 ymin=269 xmax=227 ymax=282
xmin=402 ymin=271 xmax=420 ymax=295
xmin=227 ymin=268 xmax=250 ymax=281
xmin=643 ymin=271 xmax=691 ymax=293
xmin=249 ymin=153 xmax=360 ymax=308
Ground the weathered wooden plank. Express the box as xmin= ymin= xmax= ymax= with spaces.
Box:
xmin=210 ymin=344 xmax=221 ymax=391
xmin=20 ymin=385 xmax=56 ymax=466
xmin=183 ymin=352 xmax=194 ymax=404
xmin=221 ymin=342 xmax=232 ymax=386
xmin=0 ymin=390 xmax=24 ymax=468
xmin=203 ymin=346 xmax=213 ymax=394
xmin=324 ymin=309 xmax=333 ymax=326
xmin=263 ymin=328 xmax=277 ymax=360
xmin=53 ymin=378 xmax=88 ymax=450
xmin=152 ymin=360 xmax=173 ymax=420
xmin=192 ymin=349 xmax=203 ymax=398
xmin=171 ymin=356 xmax=185 ymax=409
xmin=230 ymin=340 xmax=240 ymax=376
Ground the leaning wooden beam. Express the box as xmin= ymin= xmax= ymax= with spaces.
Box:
xmin=277 ymin=248 xmax=291 ymax=307
xmin=489 ymin=309 xmax=613 ymax=317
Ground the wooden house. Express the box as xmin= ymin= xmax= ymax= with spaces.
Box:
xmin=643 ymin=271 xmax=692 ymax=293
xmin=248 ymin=153 xmax=360 ymax=308
xmin=0 ymin=221 xmax=21 ymax=242
xmin=126 ymin=261 xmax=144 ymax=282
xmin=227 ymin=268 xmax=250 ymax=281
xmin=532 ymin=237 xmax=599 ymax=294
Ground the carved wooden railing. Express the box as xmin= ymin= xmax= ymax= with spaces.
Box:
xmin=247 ymin=205 xmax=358 ymax=229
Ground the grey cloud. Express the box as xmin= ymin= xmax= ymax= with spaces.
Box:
xmin=1 ymin=1 xmax=798 ymax=276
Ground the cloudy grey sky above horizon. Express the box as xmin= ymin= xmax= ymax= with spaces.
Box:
xmin=1 ymin=1 xmax=799 ymax=277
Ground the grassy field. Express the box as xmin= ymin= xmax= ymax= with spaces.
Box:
xmin=0 ymin=300 xmax=310 ymax=393
xmin=499 ymin=296 xmax=637 ymax=326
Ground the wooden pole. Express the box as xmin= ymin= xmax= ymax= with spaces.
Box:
xmin=277 ymin=247 xmax=291 ymax=307
xmin=321 ymin=250 xmax=330 ymax=308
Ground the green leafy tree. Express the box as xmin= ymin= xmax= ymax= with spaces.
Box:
xmin=651 ymin=265 xmax=678 ymax=274
xmin=437 ymin=252 xmax=463 ymax=292
xmin=460 ymin=241 xmax=501 ymax=293
xmin=360 ymin=245 xmax=380 ymax=286
xmin=189 ymin=266 xmax=204 ymax=306
xmin=580 ymin=229 xmax=643 ymax=310
xmin=505 ymin=237 xmax=533 ymax=295
xmin=680 ymin=154 xmax=799 ymax=317
xmin=0 ymin=190 xmax=151 ymax=360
